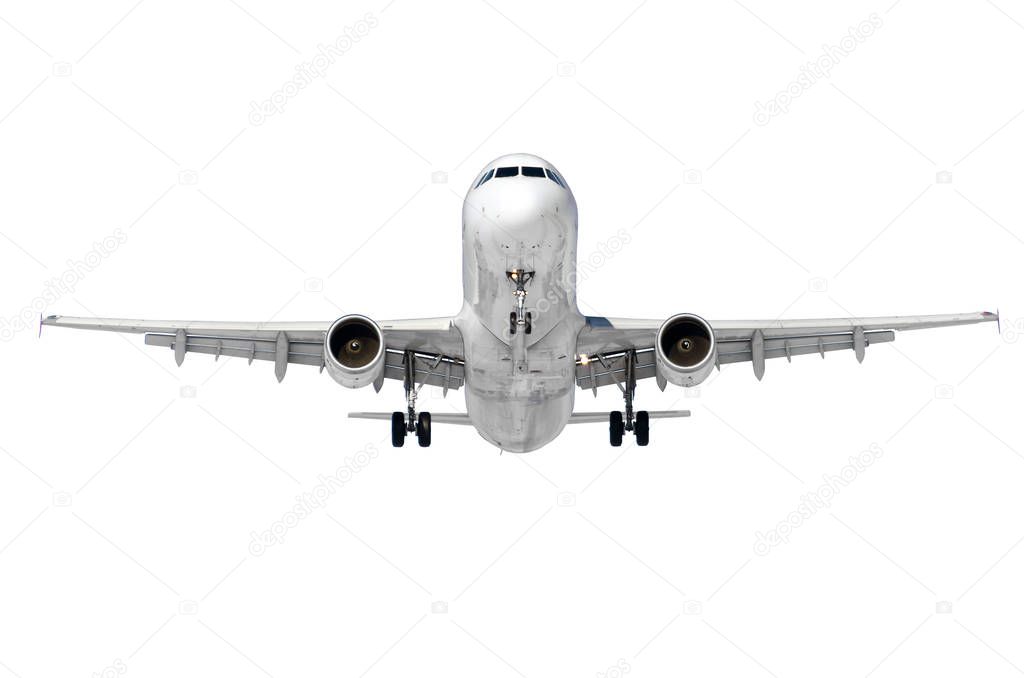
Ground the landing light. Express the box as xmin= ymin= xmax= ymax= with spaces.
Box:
xmin=579 ymin=353 xmax=590 ymax=365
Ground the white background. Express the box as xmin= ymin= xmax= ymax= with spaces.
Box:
xmin=1 ymin=1 xmax=1022 ymax=676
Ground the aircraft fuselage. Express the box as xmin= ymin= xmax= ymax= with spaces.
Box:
xmin=455 ymin=154 xmax=584 ymax=452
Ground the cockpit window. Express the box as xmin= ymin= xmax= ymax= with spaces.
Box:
xmin=476 ymin=168 xmax=494 ymax=188
xmin=481 ymin=165 xmax=566 ymax=187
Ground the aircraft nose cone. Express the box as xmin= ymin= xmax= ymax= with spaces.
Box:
xmin=493 ymin=211 xmax=555 ymax=243
xmin=477 ymin=181 xmax=563 ymax=241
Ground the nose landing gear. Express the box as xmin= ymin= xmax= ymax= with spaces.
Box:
xmin=509 ymin=312 xmax=532 ymax=335
xmin=607 ymin=349 xmax=650 ymax=447
xmin=506 ymin=268 xmax=534 ymax=336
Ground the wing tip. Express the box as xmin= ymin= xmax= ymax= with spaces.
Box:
xmin=982 ymin=309 xmax=1000 ymax=333
xmin=39 ymin=314 xmax=61 ymax=336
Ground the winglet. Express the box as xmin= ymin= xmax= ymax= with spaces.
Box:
xmin=978 ymin=309 xmax=1001 ymax=333
xmin=38 ymin=313 xmax=43 ymax=338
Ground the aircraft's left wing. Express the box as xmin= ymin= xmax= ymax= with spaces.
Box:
xmin=574 ymin=311 xmax=998 ymax=390
xmin=40 ymin=315 xmax=465 ymax=388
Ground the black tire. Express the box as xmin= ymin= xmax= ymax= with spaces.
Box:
xmin=525 ymin=312 xmax=533 ymax=335
xmin=509 ymin=312 xmax=517 ymax=335
xmin=609 ymin=411 xmax=624 ymax=447
xmin=416 ymin=412 xmax=432 ymax=447
xmin=635 ymin=410 xmax=650 ymax=447
xmin=391 ymin=412 xmax=405 ymax=447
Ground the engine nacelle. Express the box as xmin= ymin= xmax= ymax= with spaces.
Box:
xmin=324 ymin=315 xmax=385 ymax=388
xmin=655 ymin=313 xmax=717 ymax=387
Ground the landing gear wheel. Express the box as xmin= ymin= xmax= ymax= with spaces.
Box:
xmin=509 ymin=312 xmax=517 ymax=336
xmin=391 ymin=412 xmax=406 ymax=447
xmin=609 ymin=411 xmax=624 ymax=447
xmin=635 ymin=410 xmax=649 ymax=447
xmin=416 ymin=412 xmax=432 ymax=447
xmin=525 ymin=312 xmax=533 ymax=335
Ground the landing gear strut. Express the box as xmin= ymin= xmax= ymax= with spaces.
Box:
xmin=608 ymin=349 xmax=649 ymax=447
xmin=391 ymin=350 xmax=432 ymax=447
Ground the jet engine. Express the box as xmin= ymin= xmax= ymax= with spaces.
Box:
xmin=655 ymin=313 xmax=717 ymax=387
xmin=324 ymin=314 xmax=385 ymax=388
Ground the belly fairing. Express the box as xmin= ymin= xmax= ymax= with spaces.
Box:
xmin=455 ymin=310 xmax=583 ymax=453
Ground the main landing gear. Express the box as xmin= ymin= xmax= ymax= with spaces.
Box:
xmin=391 ymin=411 xmax=430 ymax=448
xmin=608 ymin=349 xmax=650 ymax=447
xmin=391 ymin=350 xmax=432 ymax=448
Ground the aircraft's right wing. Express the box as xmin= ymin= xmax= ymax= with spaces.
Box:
xmin=574 ymin=311 xmax=999 ymax=390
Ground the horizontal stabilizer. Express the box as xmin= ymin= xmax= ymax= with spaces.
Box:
xmin=347 ymin=412 xmax=473 ymax=425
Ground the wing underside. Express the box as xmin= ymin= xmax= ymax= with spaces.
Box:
xmin=41 ymin=315 xmax=465 ymax=389
xmin=41 ymin=309 xmax=998 ymax=394
xmin=575 ymin=311 xmax=997 ymax=390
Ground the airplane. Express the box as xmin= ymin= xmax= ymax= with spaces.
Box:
xmin=42 ymin=153 xmax=999 ymax=453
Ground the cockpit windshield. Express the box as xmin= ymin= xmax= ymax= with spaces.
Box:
xmin=476 ymin=166 xmax=567 ymax=190
xmin=475 ymin=168 xmax=494 ymax=187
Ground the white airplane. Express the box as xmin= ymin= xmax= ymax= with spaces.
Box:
xmin=43 ymin=153 xmax=999 ymax=452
